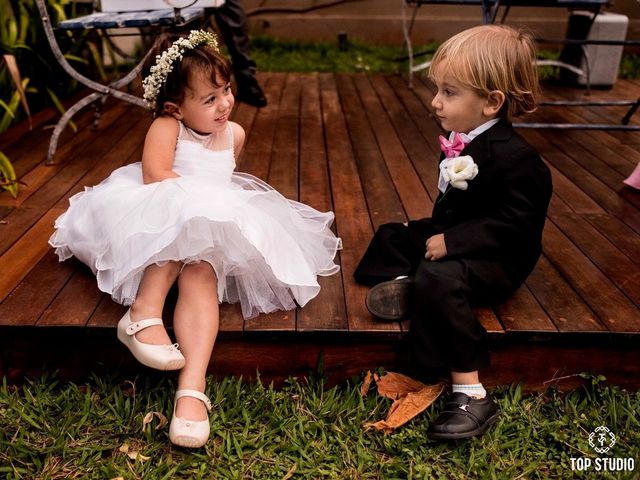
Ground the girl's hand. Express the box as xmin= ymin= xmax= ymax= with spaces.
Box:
xmin=425 ymin=234 xmax=447 ymax=261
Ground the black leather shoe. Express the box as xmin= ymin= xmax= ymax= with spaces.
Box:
xmin=365 ymin=277 xmax=413 ymax=321
xmin=427 ymin=392 xmax=499 ymax=440
xmin=236 ymin=77 xmax=267 ymax=108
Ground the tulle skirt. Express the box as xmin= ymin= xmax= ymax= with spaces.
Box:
xmin=49 ymin=164 xmax=342 ymax=319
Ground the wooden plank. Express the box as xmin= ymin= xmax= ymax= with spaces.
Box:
xmin=542 ymin=221 xmax=640 ymax=332
xmin=297 ymin=73 xmax=347 ymax=332
xmin=363 ymin=74 xmax=433 ymax=216
xmin=0 ymin=94 xmax=98 ymax=179
xmin=0 ymin=107 xmax=58 ymax=151
xmin=0 ymin=206 xmax=65 ymax=302
xmin=539 ymin=87 xmax=638 ymax=174
xmin=0 ymin=133 xmax=146 ymax=327
xmin=0 ymin=206 xmax=12 ymax=221
xmin=584 ymin=213 xmax=640 ymax=265
xmin=552 ymin=213 xmax=640 ymax=307
xmin=245 ymin=73 xmax=299 ymax=332
xmin=87 ymin=295 xmax=126 ymax=328
xmin=239 ymin=73 xmax=285 ymax=180
xmin=387 ymin=75 xmax=442 ymax=158
xmin=321 ymin=73 xmax=399 ymax=333
xmin=267 ymin=73 xmax=299 ymax=199
xmin=525 ymin=104 xmax=640 ymax=210
xmin=525 ymin=255 xmax=604 ymax=332
xmin=541 ymin=81 xmax=640 ymax=146
xmin=1 ymin=101 xmax=131 ymax=208
xmin=523 ymin=130 xmax=640 ymax=234
xmin=334 ymin=74 xmax=405 ymax=229
xmin=495 ymin=284 xmax=556 ymax=332
xmin=475 ymin=307 xmax=504 ymax=334
xmin=548 ymin=193 xmax=574 ymax=215
xmin=37 ymin=268 xmax=102 ymax=327
xmin=233 ymin=71 xmax=268 ymax=170
xmin=544 ymin=161 xmax=604 ymax=215
xmin=0 ymin=251 xmax=75 ymax=326
xmin=0 ymin=105 xmax=140 ymax=255
xmin=386 ymin=74 xmax=442 ymax=202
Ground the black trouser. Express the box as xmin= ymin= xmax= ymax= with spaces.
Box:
xmin=354 ymin=221 xmax=520 ymax=374
xmin=212 ymin=0 xmax=256 ymax=83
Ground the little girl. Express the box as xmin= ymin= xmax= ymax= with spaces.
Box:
xmin=49 ymin=30 xmax=341 ymax=448
xmin=354 ymin=25 xmax=552 ymax=440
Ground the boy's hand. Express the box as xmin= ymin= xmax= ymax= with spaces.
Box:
xmin=425 ymin=234 xmax=447 ymax=261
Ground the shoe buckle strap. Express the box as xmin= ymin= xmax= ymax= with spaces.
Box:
xmin=452 ymin=403 xmax=482 ymax=427
xmin=125 ymin=318 xmax=164 ymax=335
xmin=175 ymin=389 xmax=212 ymax=411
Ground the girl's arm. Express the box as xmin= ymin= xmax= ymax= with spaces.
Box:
xmin=142 ymin=116 xmax=180 ymax=184
xmin=231 ymin=121 xmax=246 ymax=157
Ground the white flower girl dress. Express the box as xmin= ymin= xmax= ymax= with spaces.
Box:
xmin=49 ymin=121 xmax=342 ymax=319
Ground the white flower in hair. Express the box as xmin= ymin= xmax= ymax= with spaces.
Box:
xmin=439 ymin=155 xmax=478 ymax=191
xmin=142 ymin=30 xmax=220 ymax=109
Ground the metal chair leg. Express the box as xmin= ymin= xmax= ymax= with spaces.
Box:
xmin=622 ymin=97 xmax=640 ymax=125
xmin=46 ymin=92 xmax=103 ymax=165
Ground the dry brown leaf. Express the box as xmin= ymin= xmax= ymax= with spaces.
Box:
xmin=110 ymin=477 xmax=125 ymax=480
xmin=365 ymin=373 xmax=446 ymax=433
xmin=120 ymin=380 xmax=136 ymax=397
xmin=282 ymin=463 xmax=297 ymax=480
xmin=142 ymin=411 xmax=168 ymax=432
xmin=375 ymin=371 xmax=431 ymax=400
xmin=127 ymin=451 xmax=151 ymax=462
xmin=118 ymin=443 xmax=129 ymax=454
xmin=360 ymin=371 xmax=374 ymax=397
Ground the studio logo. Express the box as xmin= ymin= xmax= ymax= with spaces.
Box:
xmin=570 ymin=425 xmax=635 ymax=473
xmin=588 ymin=426 xmax=616 ymax=454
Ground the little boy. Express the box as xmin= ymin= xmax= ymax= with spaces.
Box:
xmin=354 ymin=25 xmax=552 ymax=440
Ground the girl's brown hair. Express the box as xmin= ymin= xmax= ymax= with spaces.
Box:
xmin=429 ymin=24 xmax=539 ymax=120
xmin=142 ymin=33 xmax=232 ymax=117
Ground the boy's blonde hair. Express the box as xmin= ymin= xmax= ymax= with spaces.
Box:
xmin=429 ymin=25 xmax=539 ymax=120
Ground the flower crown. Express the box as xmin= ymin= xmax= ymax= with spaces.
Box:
xmin=142 ymin=30 xmax=220 ymax=109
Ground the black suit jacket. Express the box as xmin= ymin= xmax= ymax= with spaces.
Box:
xmin=425 ymin=120 xmax=552 ymax=282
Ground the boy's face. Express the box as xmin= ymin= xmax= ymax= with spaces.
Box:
xmin=431 ymin=74 xmax=496 ymax=134
xmin=173 ymin=71 xmax=234 ymax=136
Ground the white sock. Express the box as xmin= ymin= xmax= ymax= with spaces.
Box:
xmin=452 ymin=383 xmax=486 ymax=399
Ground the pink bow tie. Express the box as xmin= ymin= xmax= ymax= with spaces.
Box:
xmin=439 ymin=132 xmax=466 ymax=158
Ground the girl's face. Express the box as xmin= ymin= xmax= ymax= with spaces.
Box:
xmin=175 ymin=71 xmax=234 ymax=135
xmin=431 ymin=74 xmax=494 ymax=134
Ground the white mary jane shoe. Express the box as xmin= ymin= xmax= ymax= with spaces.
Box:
xmin=169 ymin=389 xmax=212 ymax=448
xmin=116 ymin=309 xmax=185 ymax=371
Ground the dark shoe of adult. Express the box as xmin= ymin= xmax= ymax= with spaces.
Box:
xmin=427 ymin=392 xmax=499 ymax=440
xmin=236 ymin=76 xmax=267 ymax=108
xmin=365 ymin=277 xmax=413 ymax=321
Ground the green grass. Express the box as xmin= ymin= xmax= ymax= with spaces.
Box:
xmin=249 ymin=36 xmax=438 ymax=74
xmin=248 ymin=36 xmax=640 ymax=80
xmin=1 ymin=372 xmax=638 ymax=479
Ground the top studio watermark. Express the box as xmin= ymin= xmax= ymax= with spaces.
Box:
xmin=570 ymin=426 xmax=636 ymax=473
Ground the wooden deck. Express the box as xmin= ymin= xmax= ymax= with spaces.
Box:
xmin=1 ymin=73 xmax=639 ymax=389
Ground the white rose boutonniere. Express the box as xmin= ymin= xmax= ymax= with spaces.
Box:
xmin=438 ymin=155 xmax=479 ymax=192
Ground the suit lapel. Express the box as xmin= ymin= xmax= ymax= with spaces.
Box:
xmin=460 ymin=120 xmax=513 ymax=169
xmin=434 ymin=121 xmax=514 ymax=207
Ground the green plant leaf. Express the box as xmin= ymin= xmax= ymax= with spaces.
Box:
xmin=46 ymin=87 xmax=77 ymax=132
xmin=0 ymin=79 xmax=26 ymax=133
xmin=2 ymin=54 xmax=32 ymax=128
xmin=0 ymin=150 xmax=18 ymax=198
xmin=0 ymin=99 xmax=16 ymax=119
xmin=63 ymin=53 xmax=88 ymax=65
xmin=87 ymin=41 xmax=107 ymax=82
